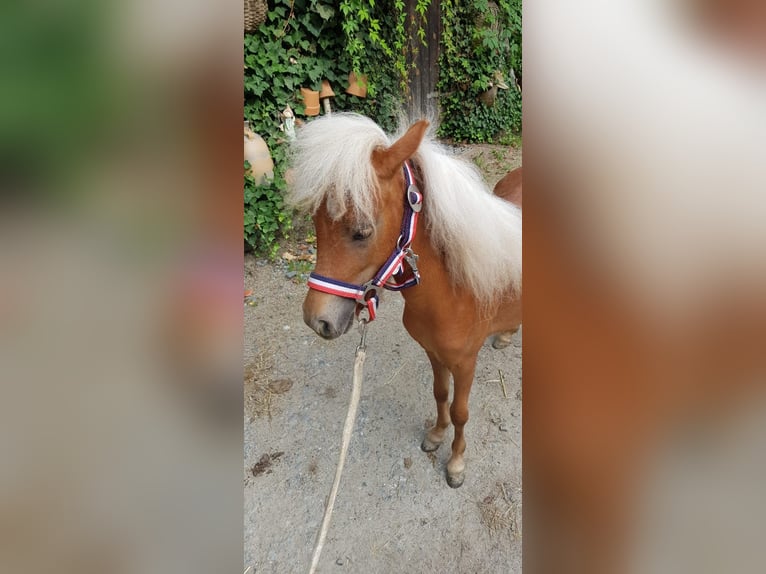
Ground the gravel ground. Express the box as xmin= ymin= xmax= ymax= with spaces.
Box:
xmin=244 ymin=261 xmax=522 ymax=573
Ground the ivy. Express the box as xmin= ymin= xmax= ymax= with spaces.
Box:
xmin=244 ymin=164 xmax=291 ymax=258
xmin=438 ymin=0 xmax=522 ymax=142
xmin=339 ymin=0 xmax=416 ymax=95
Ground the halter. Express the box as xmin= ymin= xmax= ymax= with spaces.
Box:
xmin=307 ymin=161 xmax=423 ymax=322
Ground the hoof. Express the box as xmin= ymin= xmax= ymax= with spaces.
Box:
xmin=421 ymin=437 xmax=441 ymax=452
xmin=492 ymin=331 xmax=514 ymax=350
xmin=446 ymin=471 xmax=465 ymax=488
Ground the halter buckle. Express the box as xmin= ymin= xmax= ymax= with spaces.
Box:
xmin=404 ymin=248 xmax=420 ymax=281
xmin=407 ymin=185 xmax=422 ymax=212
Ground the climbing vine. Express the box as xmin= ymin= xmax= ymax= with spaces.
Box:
xmin=438 ymin=0 xmax=522 ymax=142
xmin=244 ymin=0 xmax=405 ymax=253
xmin=339 ymin=0 xmax=431 ymax=93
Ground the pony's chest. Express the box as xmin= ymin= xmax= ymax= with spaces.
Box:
xmin=402 ymin=301 xmax=484 ymax=358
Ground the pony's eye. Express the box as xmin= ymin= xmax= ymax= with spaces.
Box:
xmin=351 ymin=228 xmax=372 ymax=242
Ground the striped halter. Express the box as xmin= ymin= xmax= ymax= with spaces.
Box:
xmin=307 ymin=161 xmax=423 ymax=322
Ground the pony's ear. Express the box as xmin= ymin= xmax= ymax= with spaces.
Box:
xmin=372 ymin=120 xmax=429 ymax=179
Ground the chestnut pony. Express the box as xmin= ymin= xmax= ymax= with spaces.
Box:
xmin=288 ymin=113 xmax=521 ymax=488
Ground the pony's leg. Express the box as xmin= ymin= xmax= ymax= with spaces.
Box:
xmin=446 ymin=358 xmax=477 ymax=488
xmin=491 ymin=328 xmax=518 ymax=349
xmin=421 ymin=351 xmax=452 ymax=452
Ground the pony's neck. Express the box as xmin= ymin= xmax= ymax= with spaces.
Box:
xmin=397 ymin=205 xmax=464 ymax=313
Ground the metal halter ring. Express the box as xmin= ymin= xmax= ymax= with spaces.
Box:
xmin=358 ymin=282 xmax=380 ymax=304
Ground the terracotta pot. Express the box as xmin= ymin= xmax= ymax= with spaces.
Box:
xmin=300 ymin=87 xmax=320 ymax=116
xmin=345 ymin=72 xmax=368 ymax=98
xmin=319 ymin=79 xmax=335 ymax=99
xmin=478 ymin=86 xmax=498 ymax=107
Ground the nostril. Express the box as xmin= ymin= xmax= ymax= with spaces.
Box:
xmin=317 ymin=319 xmax=332 ymax=338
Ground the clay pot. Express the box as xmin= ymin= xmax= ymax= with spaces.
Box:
xmin=345 ymin=72 xmax=368 ymax=98
xmin=300 ymin=87 xmax=320 ymax=116
xmin=319 ymin=79 xmax=335 ymax=99
xmin=478 ymin=71 xmax=510 ymax=107
xmin=479 ymin=85 xmax=499 ymax=107
xmin=244 ymin=122 xmax=274 ymax=185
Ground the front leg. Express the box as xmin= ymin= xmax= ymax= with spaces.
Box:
xmin=421 ymin=351 xmax=451 ymax=452
xmin=445 ymin=358 xmax=477 ymax=488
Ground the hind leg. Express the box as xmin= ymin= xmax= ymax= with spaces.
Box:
xmin=421 ymin=351 xmax=451 ymax=452
xmin=492 ymin=327 xmax=519 ymax=349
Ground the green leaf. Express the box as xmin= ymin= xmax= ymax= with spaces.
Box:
xmin=315 ymin=3 xmax=335 ymax=20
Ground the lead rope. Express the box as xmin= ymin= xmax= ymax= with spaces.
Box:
xmin=308 ymin=318 xmax=368 ymax=574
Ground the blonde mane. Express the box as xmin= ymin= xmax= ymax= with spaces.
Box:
xmin=288 ymin=113 xmax=522 ymax=305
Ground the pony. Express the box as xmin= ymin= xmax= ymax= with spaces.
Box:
xmin=287 ymin=112 xmax=522 ymax=488
xmin=493 ymin=165 xmax=522 ymax=208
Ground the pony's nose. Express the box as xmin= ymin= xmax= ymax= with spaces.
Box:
xmin=316 ymin=319 xmax=335 ymax=339
xmin=306 ymin=316 xmax=340 ymax=340
xmin=303 ymin=293 xmax=356 ymax=339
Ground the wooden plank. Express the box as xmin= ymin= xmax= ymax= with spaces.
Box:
xmin=406 ymin=0 xmax=442 ymax=120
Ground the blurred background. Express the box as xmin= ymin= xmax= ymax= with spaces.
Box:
xmin=0 ymin=1 xmax=242 ymax=572
xmin=524 ymin=0 xmax=766 ymax=572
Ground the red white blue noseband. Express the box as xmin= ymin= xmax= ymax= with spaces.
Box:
xmin=307 ymin=161 xmax=423 ymax=322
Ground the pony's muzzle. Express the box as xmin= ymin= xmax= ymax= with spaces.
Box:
xmin=303 ymin=292 xmax=356 ymax=340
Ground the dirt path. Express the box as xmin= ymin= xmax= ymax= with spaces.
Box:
xmin=244 ymin=144 xmax=522 ymax=573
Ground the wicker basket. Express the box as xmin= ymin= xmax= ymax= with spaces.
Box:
xmin=245 ymin=0 xmax=267 ymax=32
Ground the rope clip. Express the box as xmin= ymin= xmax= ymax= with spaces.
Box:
xmin=357 ymin=317 xmax=369 ymax=352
